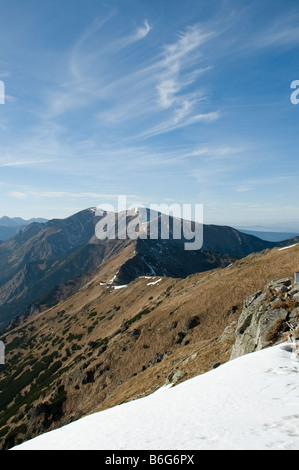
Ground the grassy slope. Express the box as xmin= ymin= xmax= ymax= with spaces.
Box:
xmin=0 ymin=243 xmax=298 ymax=448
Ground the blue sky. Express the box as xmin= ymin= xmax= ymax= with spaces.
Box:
xmin=0 ymin=0 xmax=299 ymax=230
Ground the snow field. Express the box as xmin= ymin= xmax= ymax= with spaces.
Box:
xmin=12 ymin=343 xmax=299 ymax=450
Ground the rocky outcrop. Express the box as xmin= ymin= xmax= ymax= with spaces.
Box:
xmin=230 ymin=278 xmax=299 ymax=360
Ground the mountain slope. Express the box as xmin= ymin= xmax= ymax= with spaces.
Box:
xmin=12 ymin=343 xmax=299 ymax=451
xmin=0 ymin=209 xmax=129 ymax=326
xmin=1 ymin=242 xmax=299 ymax=449
xmin=0 ymin=216 xmax=47 ymax=242
xmin=0 ymin=217 xmax=47 ymax=227
xmin=238 ymin=229 xmax=299 ymax=242
xmin=0 ymin=207 xmax=282 ymax=328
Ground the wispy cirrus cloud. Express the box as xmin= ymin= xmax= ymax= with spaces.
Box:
xmin=69 ymin=9 xmax=118 ymax=80
xmin=156 ymin=26 xmax=215 ymax=108
xmin=0 ymin=159 xmax=56 ymax=168
xmin=133 ymin=20 xmax=151 ymax=41
xmin=39 ymin=14 xmax=220 ymax=141
xmin=92 ymin=22 xmax=220 ymax=139
xmin=234 ymin=175 xmax=293 ymax=191
xmin=244 ymin=10 xmax=299 ymax=51
xmin=6 ymin=188 xmax=141 ymax=204
xmin=139 ymin=110 xmax=220 ymax=139
xmin=40 ymin=15 xmax=152 ymax=123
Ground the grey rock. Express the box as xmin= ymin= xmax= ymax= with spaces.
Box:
xmin=230 ymin=280 xmax=294 ymax=360
xmin=289 ymin=307 xmax=299 ymax=323
xmin=289 ymin=285 xmax=299 ymax=296
xmin=219 ymin=320 xmax=238 ymax=342
xmin=244 ymin=291 xmax=263 ymax=308
xmin=231 ymin=305 xmax=288 ymax=360
xmin=264 ymin=278 xmax=291 ymax=293
xmin=148 ymin=352 xmax=166 ymax=366
xmin=182 ymin=352 xmax=198 ymax=365
xmin=165 ymin=369 xmax=185 ymax=384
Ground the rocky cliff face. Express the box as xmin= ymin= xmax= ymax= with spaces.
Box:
xmin=230 ymin=278 xmax=299 ymax=360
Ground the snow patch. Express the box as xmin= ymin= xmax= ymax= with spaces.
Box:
xmin=147 ymin=278 xmax=162 ymax=286
xmin=278 ymin=244 xmax=298 ymax=251
xmin=108 ymin=274 xmax=117 ymax=285
xmin=12 ymin=343 xmax=299 ymax=450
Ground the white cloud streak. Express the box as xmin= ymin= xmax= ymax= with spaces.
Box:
xmin=39 ymin=16 xmax=220 ymax=141
xmin=0 ymin=159 xmax=55 ymax=167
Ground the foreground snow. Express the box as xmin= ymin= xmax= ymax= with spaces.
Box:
xmin=13 ymin=343 xmax=299 ymax=450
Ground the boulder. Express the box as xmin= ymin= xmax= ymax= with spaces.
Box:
xmin=264 ymin=278 xmax=291 ymax=294
xmin=230 ymin=284 xmax=291 ymax=360
xmin=148 ymin=352 xmax=166 ymax=366
xmin=165 ymin=369 xmax=185 ymax=385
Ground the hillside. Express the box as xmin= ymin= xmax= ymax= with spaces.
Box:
xmin=238 ymin=229 xmax=299 ymax=242
xmin=0 ymin=207 xmax=282 ymax=328
xmin=0 ymin=217 xmax=47 ymax=242
xmin=12 ymin=342 xmax=299 ymax=450
xmin=0 ymin=242 xmax=299 ymax=449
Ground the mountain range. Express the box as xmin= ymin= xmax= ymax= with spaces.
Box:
xmin=0 ymin=237 xmax=298 ymax=449
xmin=237 ymin=229 xmax=299 ymax=242
xmin=0 ymin=207 xmax=299 ymax=449
xmin=0 ymin=207 xmax=297 ymax=329
xmin=0 ymin=216 xmax=47 ymax=242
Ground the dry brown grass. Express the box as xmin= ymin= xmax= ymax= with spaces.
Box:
xmin=265 ymin=318 xmax=285 ymax=343
xmin=1 ymin=243 xmax=299 ymax=447
xmin=271 ymin=298 xmax=298 ymax=312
